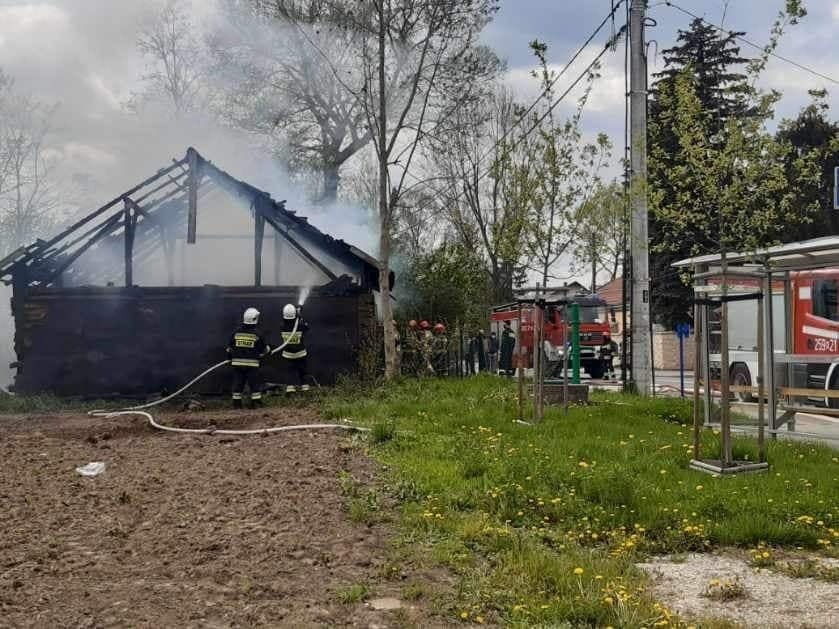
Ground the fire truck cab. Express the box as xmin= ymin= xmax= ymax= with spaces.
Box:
xmin=491 ymin=295 xmax=612 ymax=379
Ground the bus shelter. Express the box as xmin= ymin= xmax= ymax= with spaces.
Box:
xmin=675 ymin=236 xmax=839 ymax=473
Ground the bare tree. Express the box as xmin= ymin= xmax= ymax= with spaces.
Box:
xmin=355 ymin=0 xmax=499 ymax=378
xmin=524 ymin=42 xmax=612 ymax=286
xmin=429 ymin=87 xmax=534 ymax=303
xmin=210 ymin=0 xmax=372 ymax=203
xmin=572 ymin=180 xmax=626 ymax=291
xmin=0 ymin=78 xmax=60 ymax=256
xmin=130 ymin=0 xmax=206 ymax=115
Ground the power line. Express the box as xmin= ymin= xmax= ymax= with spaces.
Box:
xmin=398 ymin=1 xmax=629 ymax=202
xmin=488 ymin=0 xmax=628 ymax=159
xmin=395 ymin=28 xmax=625 ymax=241
xmin=662 ymin=0 xmax=839 ymax=87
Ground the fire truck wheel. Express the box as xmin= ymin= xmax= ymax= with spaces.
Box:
xmin=730 ymin=363 xmax=755 ymax=403
xmin=827 ymin=370 xmax=839 ymax=409
xmin=587 ymin=363 xmax=605 ymax=380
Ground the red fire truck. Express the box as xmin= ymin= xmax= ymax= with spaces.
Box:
xmin=491 ymin=295 xmax=613 ymax=378
xmin=712 ymin=269 xmax=839 ymax=406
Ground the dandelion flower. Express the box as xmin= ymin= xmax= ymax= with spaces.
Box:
xmin=574 ymin=567 xmax=584 ymax=575
xmin=695 ymin=485 xmax=704 ymax=491
xmin=460 ymin=611 xmax=469 ymax=619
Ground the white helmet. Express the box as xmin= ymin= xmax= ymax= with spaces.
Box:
xmin=243 ymin=307 xmax=260 ymax=325
xmin=283 ymin=303 xmax=297 ymax=320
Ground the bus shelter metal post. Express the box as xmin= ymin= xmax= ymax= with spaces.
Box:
xmin=720 ymin=271 xmax=732 ymax=466
xmin=764 ymin=268 xmax=777 ymax=440
xmin=701 ymin=296 xmax=713 ymax=428
xmin=693 ymin=263 xmax=705 ymax=460
xmin=757 ymin=291 xmax=766 ymax=463
xmin=563 ymin=304 xmax=570 ymax=416
xmin=783 ymin=271 xmax=796 ymax=432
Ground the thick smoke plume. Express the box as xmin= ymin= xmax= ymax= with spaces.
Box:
xmin=0 ymin=0 xmax=380 ymax=386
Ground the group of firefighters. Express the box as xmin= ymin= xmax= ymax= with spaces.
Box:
xmin=226 ymin=303 xmax=310 ymax=408
xmin=395 ymin=319 xmax=517 ymax=377
xmin=396 ymin=319 xmax=450 ymax=376
xmin=228 ymin=306 xmax=620 ymax=408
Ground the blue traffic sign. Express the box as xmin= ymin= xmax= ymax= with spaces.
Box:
xmin=675 ymin=323 xmax=692 ymax=338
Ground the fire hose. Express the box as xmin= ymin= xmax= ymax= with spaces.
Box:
xmin=89 ymin=318 xmax=367 ymax=436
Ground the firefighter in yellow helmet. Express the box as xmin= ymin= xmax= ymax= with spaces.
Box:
xmin=227 ymin=307 xmax=271 ymax=409
xmin=281 ymin=303 xmax=310 ymax=393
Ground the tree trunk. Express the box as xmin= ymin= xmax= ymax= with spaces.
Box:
xmin=376 ymin=1 xmax=396 ymax=380
xmin=322 ymin=161 xmax=340 ymax=204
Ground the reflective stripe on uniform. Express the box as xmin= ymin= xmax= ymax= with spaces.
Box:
xmin=286 ymin=385 xmax=297 ymax=393
xmin=232 ymin=393 xmax=243 ymax=400
xmin=282 ymin=349 xmax=308 ymax=359
xmin=231 ymin=358 xmax=260 ymax=367
xmin=234 ymin=332 xmax=258 ymax=349
xmin=281 ymin=331 xmax=303 ymax=344
xmin=251 ymin=392 xmax=262 ymax=400
xmin=301 ymin=384 xmax=311 ymax=392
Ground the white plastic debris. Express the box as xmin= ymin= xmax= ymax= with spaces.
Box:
xmin=75 ymin=462 xmax=106 ymax=477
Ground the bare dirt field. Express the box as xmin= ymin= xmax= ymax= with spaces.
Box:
xmin=0 ymin=407 xmax=438 ymax=628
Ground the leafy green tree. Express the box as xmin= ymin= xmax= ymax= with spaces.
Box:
xmin=397 ymin=242 xmax=490 ymax=329
xmin=776 ymin=89 xmax=839 ymax=239
xmin=648 ymin=1 xmax=816 ymax=327
xmin=648 ymin=17 xmax=755 ymax=326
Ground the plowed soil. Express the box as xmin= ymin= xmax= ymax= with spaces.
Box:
xmin=0 ymin=407 xmax=430 ymax=628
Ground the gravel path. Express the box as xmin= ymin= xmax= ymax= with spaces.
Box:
xmin=638 ymin=553 xmax=839 ymax=628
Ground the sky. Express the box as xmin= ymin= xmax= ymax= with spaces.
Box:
xmin=484 ymin=0 xmax=839 ymax=172
xmin=0 ymin=0 xmax=837 ymax=257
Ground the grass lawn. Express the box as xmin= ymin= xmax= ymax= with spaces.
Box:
xmin=325 ymin=376 xmax=839 ymax=628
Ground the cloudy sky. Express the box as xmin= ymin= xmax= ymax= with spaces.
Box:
xmin=0 ymin=0 xmax=837 ymax=248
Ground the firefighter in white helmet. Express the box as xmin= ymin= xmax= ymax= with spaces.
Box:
xmin=281 ymin=303 xmax=310 ymax=393
xmin=226 ymin=307 xmax=271 ymax=409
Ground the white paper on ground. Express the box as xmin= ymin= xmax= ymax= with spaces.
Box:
xmin=75 ymin=462 xmax=106 ymax=477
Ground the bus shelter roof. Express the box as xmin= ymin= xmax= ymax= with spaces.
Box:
xmin=672 ymin=236 xmax=839 ymax=272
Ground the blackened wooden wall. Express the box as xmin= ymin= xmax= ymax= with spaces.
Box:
xmin=13 ymin=285 xmax=374 ymax=397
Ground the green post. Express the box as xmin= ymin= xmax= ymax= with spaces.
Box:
xmin=571 ymin=302 xmax=581 ymax=384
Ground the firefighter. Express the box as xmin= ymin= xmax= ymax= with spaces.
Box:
xmin=227 ymin=307 xmax=271 ymax=409
xmin=432 ymin=323 xmax=448 ymax=376
xmin=488 ymin=331 xmax=500 ymax=374
xmin=600 ymin=334 xmax=619 ymax=380
xmin=499 ymin=321 xmax=516 ymax=377
xmin=476 ymin=329 xmax=487 ymax=372
xmin=281 ymin=303 xmax=310 ymax=393
xmin=464 ymin=333 xmax=477 ymax=375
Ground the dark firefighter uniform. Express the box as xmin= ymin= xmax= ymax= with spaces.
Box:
xmin=227 ymin=326 xmax=270 ymax=408
xmin=500 ymin=323 xmax=516 ymax=377
xmin=282 ymin=317 xmax=310 ymax=393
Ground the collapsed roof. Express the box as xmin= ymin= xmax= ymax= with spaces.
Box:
xmin=0 ymin=147 xmax=383 ymax=290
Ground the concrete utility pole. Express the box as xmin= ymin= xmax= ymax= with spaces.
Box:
xmin=629 ymin=0 xmax=652 ymax=395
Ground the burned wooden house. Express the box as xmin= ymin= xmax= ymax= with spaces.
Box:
xmin=0 ymin=148 xmax=385 ymax=396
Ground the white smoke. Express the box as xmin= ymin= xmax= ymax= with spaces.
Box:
xmin=0 ymin=0 xmax=381 ymax=387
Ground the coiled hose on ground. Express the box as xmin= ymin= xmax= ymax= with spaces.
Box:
xmin=89 ymin=319 xmax=367 ymax=436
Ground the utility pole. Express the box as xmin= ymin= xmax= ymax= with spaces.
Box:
xmin=629 ymin=0 xmax=652 ymax=395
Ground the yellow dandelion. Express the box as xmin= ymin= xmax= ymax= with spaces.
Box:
xmin=460 ymin=611 xmax=469 ymax=619
xmin=574 ymin=567 xmax=584 ymax=575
